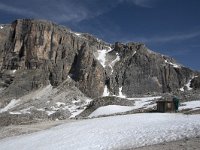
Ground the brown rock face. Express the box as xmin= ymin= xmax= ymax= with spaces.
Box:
xmin=0 ymin=19 xmax=106 ymax=98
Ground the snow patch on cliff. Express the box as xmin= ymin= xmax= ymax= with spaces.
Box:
xmin=109 ymin=53 xmax=120 ymax=73
xmin=103 ymin=85 xmax=110 ymax=96
xmin=164 ymin=59 xmax=181 ymax=68
xmin=118 ymin=87 xmax=126 ymax=98
xmin=180 ymin=76 xmax=198 ymax=91
xmin=96 ymin=47 xmax=113 ymax=67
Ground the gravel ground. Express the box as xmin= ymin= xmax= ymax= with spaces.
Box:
xmin=0 ymin=119 xmax=75 ymax=140
xmin=133 ymin=136 xmax=200 ymax=150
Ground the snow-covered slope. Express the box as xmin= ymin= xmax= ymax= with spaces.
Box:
xmin=88 ymin=96 xmax=161 ymax=117
xmin=88 ymin=105 xmax=134 ymax=118
xmin=0 ymin=113 xmax=200 ymax=150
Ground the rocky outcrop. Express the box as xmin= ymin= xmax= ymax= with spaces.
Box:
xmin=191 ymin=76 xmax=200 ymax=90
xmin=106 ymin=42 xmax=198 ymax=97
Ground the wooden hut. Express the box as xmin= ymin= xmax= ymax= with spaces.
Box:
xmin=156 ymin=100 xmax=175 ymax=112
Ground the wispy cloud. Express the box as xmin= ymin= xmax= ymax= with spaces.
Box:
xmin=0 ymin=2 xmax=37 ymax=16
xmin=0 ymin=1 xmax=90 ymax=23
xmin=118 ymin=0 xmax=159 ymax=8
xmin=128 ymin=31 xmax=200 ymax=44
xmin=0 ymin=0 xmax=159 ymax=24
xmin=149 ymin=31 xmax=200 ymax=43
xmin=0 ymin=0 xmax=119 ymax=23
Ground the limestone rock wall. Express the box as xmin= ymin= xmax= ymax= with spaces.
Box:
xmin=0 ymin=19 xmax=107 ymax=98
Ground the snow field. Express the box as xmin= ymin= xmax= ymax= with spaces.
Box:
xmin=88 ymin=105 xmax=134 ymax=118
xmin=0 ymin=113 xmax=200 ymax=150
xmin=179 ymin=100 xmax=200 ymax=111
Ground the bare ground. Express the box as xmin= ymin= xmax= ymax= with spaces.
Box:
xmin=133 ymin=136 xmax=200 ymax=150
xmin=0 ymin=119 xmax=75 ymax=140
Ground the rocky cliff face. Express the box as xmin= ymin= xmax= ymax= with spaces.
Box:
xmin=0 ymin=19 xmax=108 ymax=100
xmin=106 ymin=42 xmax=197 ymax=97
xmin=0 ymin=19 xmax=199 ymax=100
xmin=0 ymin=19 xmax=199 ymax=122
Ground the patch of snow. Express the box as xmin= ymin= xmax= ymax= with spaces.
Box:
xmin=103 ymin=85 xmax=110 ymax=96
xmin=109 ymin=53 xmax=120 ymax=74
xmin=0 ymin=26 xmax=3 ymax=29
xmin=179 ymin=100 xmax=200 ymax=111
xmin=20 ymin=107 xmax=33 ymax=114
xmin=95 ymin=47 xmax=113 ymax=68
xmin=118 ymin=87 xmax=126 ymax=98
xmin=72 ymin=99 xmax=81 ymax=104
xmin=180 ymin=87 xmax=184 ymax=92
xmin=1 ymin=113 xmax=200 ymax=150
xmin=185 ymin=79 xmax=193 ymax=91
xmin=46 ymin=111 xmax=56 ymax=116
xmin=36 ymin=108 xmax=45 ymax=111
xmin=112 ymin=55 xmax=120 ymax=64
xmin=128 ymin=96 xmax=161 ymax=109
xmin=104 ymin=46 xmax=113 ymax=52
xmin=96 ymin=49 xmax=107 ymax=67
xmin=9 ymin=111 xmax=22 ymax=115
xmin=164 ymin=59 xmax=181 ymax=68
xmin=96 ymin=38 xmax=101 ymax=42
xmin=12 ymin=69 xmax=17 ymax=73
xmin=180 ymin=76 xmax=198 ymax=91
xmin=132 ymin=51 xmax=136 ymax=56
xmin=69 ymin=30 xmax=82 ymax=37
xmin=56 ymin=102 xmax=65 ymax=107
xmin=89 ymin=105 xmax=134 ymax=118
xmin=69 ymin=109 xmax=85 ymax=118
xmin=64 ymin=98 xmax=92 ymax=118
xmin=74 ymin=32 xmax=81 ymax=36
xmin=0 ymin=99 xmax=21 ymax=113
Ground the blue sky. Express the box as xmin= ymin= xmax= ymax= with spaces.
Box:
xmin=0 ymin=0 xmax=200 ymax=70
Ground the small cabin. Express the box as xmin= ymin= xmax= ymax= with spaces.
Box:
xmin=156 ymin=100 xmax=175 ymax=112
